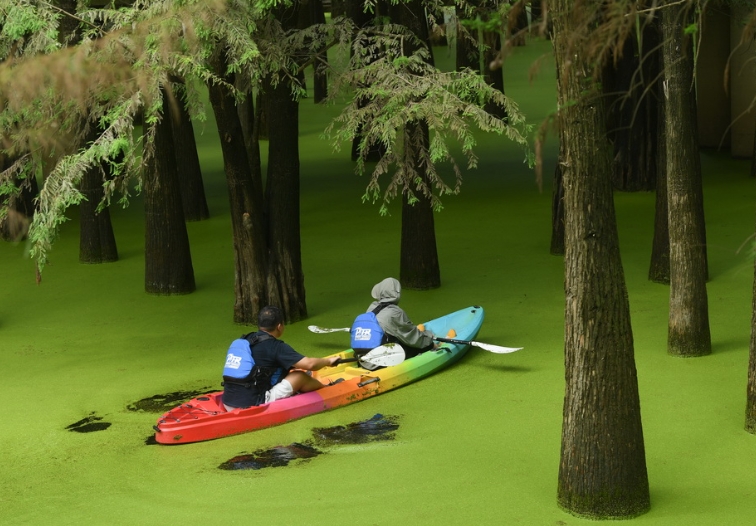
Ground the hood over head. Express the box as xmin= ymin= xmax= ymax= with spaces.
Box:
xmin=371 ymin=277 xmax=401 ymax=304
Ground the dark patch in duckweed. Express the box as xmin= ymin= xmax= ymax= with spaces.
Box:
xmin=66 ymin=413 xmax=112 ymax=433
xmin=126 ymin=387 xmax=213 ymax=413
xmin=312 ymin=413 xmax=399 ymax=445
xmin=219 ymin=442 xmax=322 ymax=470
xmin=218 ymin=414 xmax=400 ymax=471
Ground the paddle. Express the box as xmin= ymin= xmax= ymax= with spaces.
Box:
xmin=432 ymin=337 xmax=523 ymax=354
xmin=308 ymin=325 xmax=349 ymax=333
xmin=334 ymin=343 xmax=405 ymax=368
xmin=307 ymin=325 xmax=522 ymax=354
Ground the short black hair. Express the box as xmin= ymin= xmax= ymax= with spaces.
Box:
xmin=258 ymin=305 xmax=283 ymax=331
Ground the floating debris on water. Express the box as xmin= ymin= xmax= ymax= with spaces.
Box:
xmin=217 ymin=414 xmax=400 ymax=471
xmin=218 ymin=443 xmax=322 ymax=470
xmin=312 ymin=414 xmax=399 ymax=445
xmin=66 ymin=413 xmax=111 ymax=433
xmin=127 ymin=387 xmax=213 ymax=413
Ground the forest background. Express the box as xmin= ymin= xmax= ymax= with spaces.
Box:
xmin=2 ymin=1 xmax=756 ymax=524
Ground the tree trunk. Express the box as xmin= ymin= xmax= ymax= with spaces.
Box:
xmin=662 ymin=4 xmax=711 ymax=357
xmin=347 ymin=0 xmax=384 ymax=162
xmin=208 ymin=47 xmax=269 ymax=324
xmin=171 ymin=79 xmax=209 ymax=222
xmin=144 ymin=89 xmax=196 ymax=295
xmin=389 ymin=0 xmax=441 ymax=289
xmin=79 ymin=161 xmax=118 ymax=264
xmin=400 ymin=124 xmax=441 ymax=289
xmin=455 ymin=6 xmax=506 ymax=119
xmin=263 ymin=73 xmax=308 ymax=322
xmin=604 ymin=23 xmax=659 ymax=192
xmin=553 ymin=0 xmax=650 ymax=518
xmin=649 ymin=95 xmax=670 ymax=283
xmin=550 ymin=145 xmax=565 ymax=256
xmin=746 ymin=245 xmax=756 ymax=433
xmin=0 ymin=154 xmax=36 ymax=242
xmin=310 ymin=0 xmax=329 ymax=103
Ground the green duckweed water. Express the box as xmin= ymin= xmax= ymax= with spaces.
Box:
xmin=2 ymin=39 xmax=756 ymax=524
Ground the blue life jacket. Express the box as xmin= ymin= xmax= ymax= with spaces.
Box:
xmin=351 ymin=303 xmax=391 ymax=351
xmin=222 ymin=332 xmax=274 ymax=387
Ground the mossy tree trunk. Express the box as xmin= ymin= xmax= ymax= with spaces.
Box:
xmin=746 ymin=245 xmax=756 ymax=433
xmin=207 ymin=46 xmax=269 ymax=324
xmin=144 ymin=88 xmax=196 ymax=295
xmin=170 ymin=78 xmax=209 ymax=222
xmin=553 ymin=0 xmax=650 ymax=518
xmin=263 ymin=71 xmax=308 ymax=322
xmin=662 ymin=3 xmax=711 ymax=357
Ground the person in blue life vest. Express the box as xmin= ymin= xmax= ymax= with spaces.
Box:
xmin=363 ymin=277 xmax=438 ymax=361
xmin=222 ymin=305 xmax=340 ymax=411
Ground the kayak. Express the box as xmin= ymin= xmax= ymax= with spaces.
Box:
xmin=153 ymin=305 xmax=484 ymax=444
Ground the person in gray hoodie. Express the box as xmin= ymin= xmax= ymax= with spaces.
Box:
xmin=366 ymin=277 xmax=437 ymax=360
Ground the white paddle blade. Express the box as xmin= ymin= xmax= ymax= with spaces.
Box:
xmin=471 ymin=341 xmax=523 ymax=354
xmin=361 ymin=343 xmax=406 ymax=367
xmin=308 ymin=325 xmax=350 ymax=334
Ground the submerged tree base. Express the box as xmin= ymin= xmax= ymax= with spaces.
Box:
xmin=557 ymin=493 xmax=650 ymax=520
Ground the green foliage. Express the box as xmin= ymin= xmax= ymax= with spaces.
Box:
xmin=324 ymin=23 xmax=532 ymax=213
xmin=0 ymin=0 xmax=263 ymax=271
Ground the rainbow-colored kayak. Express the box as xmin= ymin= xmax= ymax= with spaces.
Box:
xmin=153 ymin=305 xmax=484 ymax=444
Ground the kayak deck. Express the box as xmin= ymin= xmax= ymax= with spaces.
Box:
xmin=154 ymin=305 xmax=484 ymax=444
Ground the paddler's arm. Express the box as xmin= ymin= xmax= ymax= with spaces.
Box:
xmin=388 ymin=309 xmax=435 ymax=349
xmin=293 ymin=356 xmax=341 ymax=371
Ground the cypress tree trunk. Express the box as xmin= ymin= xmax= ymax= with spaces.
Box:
xmin=0 ymin=155 xmax=36 ymax=242
xmin=347 ymin=0 xmax=384 ymax=162
xmin=310 ymin=0 xmax=329 ymax=103
xmin=553 ymin=0 xmax=650 ymax=518
xmin=604 ymin=23 xmax=659 ymax=192
xmin=390 ymin=0 xmax=441 ymax=290
xmin=747 ymin=245 xmax=756 ymax=433
xmin=144 ymin=89 xmax=195 ymax=295
xmin=263 ymin=73 xmax=308 ymax=322
xmin=171 ymin=80 xmax=209 ymax=222
xmin=400 ymin=123 xmax=441 ymax=289
xmin=208 ymin=47 xmax=269 ymax=324
xmin=649 ymin=104 xmax=670 ymax=283
xmin=550 ymin=144 xmax=565 ymax=256
xmin=662 ymin=4 xmax=711 ymax=357
xmin=455 ymin=4 xmax=506 ymax=119
xmin=79 ymin=162 xmax=118 ymax=264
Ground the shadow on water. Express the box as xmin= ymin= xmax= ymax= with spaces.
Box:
xmin=126 ymin=387 xmax=213 ymax=413
xmin=219 ymin=442 xmax=322 ymax=470
xmin=311 ymin=413 xmax=399 ymax=444
xmin=66 ymin=412 xmax=111 ymax=433
xmin=218 ymin=414 xmax=400 ymax=471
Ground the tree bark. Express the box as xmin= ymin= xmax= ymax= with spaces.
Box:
xmin=553 ymin=0 xmax=650 ymax=518
xmin=747 ymin=245 xmax=756 ymax=433
xmin=662 ymin=4 xmax=711 ymax=357
xmin=649 ymin=92 xmax=670 ymax=283
xmin=144 ymin=88 xmax=196 ymax=295
xmin=263 ymin=73 xmax=308 ymax=321
xmin=79 ymin=160 xmax=118 ymax=264
xmin=208 ymin=47 xmax=269 ymax=324
xmin=400 ymin=123 xmax=441 ymax=289
xmin=171 ymin=79 xmax=209 ymax=222
xmin=550 ymin=145 xmax=565 ymax=256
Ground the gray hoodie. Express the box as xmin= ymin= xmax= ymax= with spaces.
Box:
xmin=367 ymin=277 xmax=434 ymax=350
